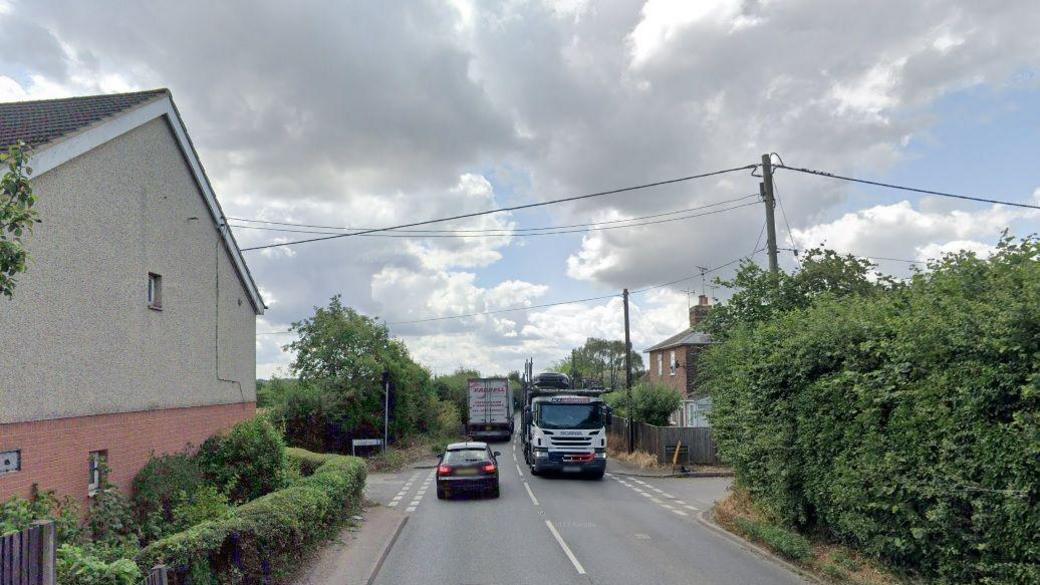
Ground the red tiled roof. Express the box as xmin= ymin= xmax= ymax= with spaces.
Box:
xmin=0 ymin=89 xmax=168 ymax=150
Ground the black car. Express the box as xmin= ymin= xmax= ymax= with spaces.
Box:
xmin=436 ymin=441 xmax=500 ymax=499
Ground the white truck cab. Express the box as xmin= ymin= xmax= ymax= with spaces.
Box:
xmin=522 ymin=373 xmax=610 ymax=479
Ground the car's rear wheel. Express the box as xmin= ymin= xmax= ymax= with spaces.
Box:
xmin=437 ymin=485 xmax=448 ymax=499
xmin=586 ymin=469 xmax=605 ymax=480
xmin=488 ymin=484 xmax=500 ymax=498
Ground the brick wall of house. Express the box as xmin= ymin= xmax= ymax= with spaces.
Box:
xmin=646 ymin=347 xmax=689 ymax=396
xmin=0 ymin=401 xmax=255 ymax=507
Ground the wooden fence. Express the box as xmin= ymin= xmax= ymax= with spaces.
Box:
xmin=608 ymin=416 xmax=721 ymax=466
xmin=0 ymin=521 xmax=56 ymax=585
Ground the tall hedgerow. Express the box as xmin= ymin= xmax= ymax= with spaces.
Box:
xmin=704 ymin=236 xmax=1040 ymax=583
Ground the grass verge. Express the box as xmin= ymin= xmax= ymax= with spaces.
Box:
xmin=714 ymin=489 xmax=913 ymax=585
xmin=365 ymin=435 xmax=461 ymax=473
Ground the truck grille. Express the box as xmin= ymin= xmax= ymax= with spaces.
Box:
xmin=549 ymin=436 xmax=592 ymax=447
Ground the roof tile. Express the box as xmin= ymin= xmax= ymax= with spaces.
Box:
xmin=0 ymin=89 xmax=168 ymax=150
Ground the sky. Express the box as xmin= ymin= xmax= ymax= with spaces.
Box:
xmin=2 ymin=0 xmax=1039 ymax=378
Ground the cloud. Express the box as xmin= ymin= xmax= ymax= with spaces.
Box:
xmin=4 ymin=0 xmax=1040 ymax=374
xmin=793 ymin=199 xmax=1039 ymax=264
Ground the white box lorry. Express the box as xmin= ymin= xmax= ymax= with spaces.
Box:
xmin=466 ymin=377 xmax=514 ymax=441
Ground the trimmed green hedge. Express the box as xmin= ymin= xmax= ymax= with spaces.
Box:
xmin=137 ymin=449 xmax=366 ymax=583
xmin=704 ymin=238 xmax=1040 ymax=584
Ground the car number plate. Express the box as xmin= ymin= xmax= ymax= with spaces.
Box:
xmin=563 ymin=466 xmax=581 ymax=473
xmin=456 ymin=468 xmax=478 ymax=476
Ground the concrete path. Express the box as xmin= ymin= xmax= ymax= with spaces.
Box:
xmin=293 ymin=505 xmax=407 ymax=585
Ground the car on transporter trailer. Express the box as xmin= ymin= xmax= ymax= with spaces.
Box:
xmin=436 ymin=441 xmax=501 ymax=499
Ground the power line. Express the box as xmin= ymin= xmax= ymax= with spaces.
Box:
xmin=255 ymin=251 xmax=764 ymax=335
xmin=387 ymin=293 xmax=621 ymax=325
xmin=630 ymin=250 xmax=763 ymax=295
xmin=231 ymin=200 xmax=761 ymax=240
xmin=227 ymin=193 xmax=760 ymax=233
xmin=240 ymin=164 xmax=758 ymax=251
xmin=776 ymin=164 xmax=1040 ymax=210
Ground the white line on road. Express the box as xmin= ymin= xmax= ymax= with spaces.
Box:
xmin=683 ymin=504 xmax=699 ymax=511
xmin=672 ymin=510 xmax=688 ymax=517
xmin=545 ymin=520 xmax=586 ymax=575
xmin=516 ymin=463 xmax=524 ymax=478
xmin=524 ymin=482 xmax=540 ymax=506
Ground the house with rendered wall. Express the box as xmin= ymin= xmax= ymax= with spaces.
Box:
xmin=0 ymin=89 xmax=264 ymax=504
xmin=643 ymin=294 xmax=714 ymax=427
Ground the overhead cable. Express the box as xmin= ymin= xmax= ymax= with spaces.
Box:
xmin=240 ymin=164 xmax=758 ymax=251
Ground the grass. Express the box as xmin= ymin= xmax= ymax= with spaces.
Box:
xmin=605 ymin=434 xmax=666 ymax=470
xmin=365 ymin=435 xmax=460 ymax=473
xmin=714 ymin=488 xmax=912 ymax=585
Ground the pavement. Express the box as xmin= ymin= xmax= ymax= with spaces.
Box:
xmin=362 ymin=434 xmax=808 ymax=585
xmin=292 ymin=505 xmax=408 ymax=585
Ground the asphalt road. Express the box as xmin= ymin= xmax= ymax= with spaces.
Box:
xmin=370 ymin=436 xmax=806 ymax=585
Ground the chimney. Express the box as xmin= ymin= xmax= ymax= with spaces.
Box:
xmin=689 ymin=294 xmax=711 ymax=327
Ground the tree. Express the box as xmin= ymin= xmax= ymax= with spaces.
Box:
xmin=283 ymin=295 xmax=437 ymax=448
xmin=604 ymin=382 xmax=681 ymax=426
xmin=701 ymin=248 xmax=894 ymax=339
xmin=551 ymin=337 xmax=645 ymax=389
xmin=0 ymin=142 xmax=40 ymax=298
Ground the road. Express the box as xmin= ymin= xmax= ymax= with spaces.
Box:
xmin=366 ymin=436 xmax=807 ymax=585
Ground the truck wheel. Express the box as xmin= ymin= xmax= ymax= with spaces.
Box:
xmin=530 ymin=465 xmax=541 ymax=476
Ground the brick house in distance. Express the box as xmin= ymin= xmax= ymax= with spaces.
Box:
xmin=0 ymin=90 xmax=264 ymax=504
xmin=643 ymin=295 xmax=714 ymax=427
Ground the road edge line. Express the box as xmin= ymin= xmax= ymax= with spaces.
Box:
xmin=524 ymin=481 xmax=540 ymax=506
xmin=545 ymin=520 xmax=587 ymax=575
xmin=366 ymin=513 xmax=410 ymax=585
xmin=695 ymin=508 xmax=822 ymax=584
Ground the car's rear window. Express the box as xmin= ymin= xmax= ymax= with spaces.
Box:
xmin=443 ymin=449 xmax=488 ymax=463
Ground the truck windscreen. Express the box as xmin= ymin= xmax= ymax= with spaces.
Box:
xmin=536 ymin=404 xmax=603 ymax=429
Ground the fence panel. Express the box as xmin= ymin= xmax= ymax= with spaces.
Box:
xmin=606 ymin=417 xmax=721 ymax=466
xmin=0 ymin=521 xmax=55 ymax=585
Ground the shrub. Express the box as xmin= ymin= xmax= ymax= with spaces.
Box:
xmin=196 ymin=417 xmax=288 ymax=504
xmin=1 ymin=491 xmax=82 ymax=544
xmin=131 ymin=452 xmax=205 ymax=542
xmin=87 ymin=487 xmax=138 ymax=548
xmin=138 ymin=450 xmax=366 ymax=583
xmin=430 ymin=398 xmax=461 ymax=437
xmin=705 ymin=237 xmax=1040 ymax=583
xmin=57 ymin=544 xmax=142 ymax=585
xmin=171 ymin=486 xmax=233 ymax=533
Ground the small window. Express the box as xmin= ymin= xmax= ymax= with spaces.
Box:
xmin=657 ymin=353 xmax=663 ymax=376
xmin=0 ymin=449 xmax=20 ymax=475
xmin=147 ymin=273 xmax=162 ymax=309
xmin=670 ymin=350 xmax=677 ymax=375
xmin=88 ymin=450 xmax=107 ymax=494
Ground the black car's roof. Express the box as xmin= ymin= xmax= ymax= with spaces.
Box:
xmin=446 ymin=441 xmax=488 ymax=451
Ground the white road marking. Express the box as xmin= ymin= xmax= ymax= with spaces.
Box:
xmin=405 ymin=506 xmax=416 ymax=512
xmin=672 ymin=510 xmax=688 ymax=517
xmin=650 ymin=497 xmax=662 ymax=504
xmin=683 ymin=504 xmax=699 ymax=511
xmin=387 ymin=501 xmax=398 ymax=507
xmin=545 ymin=520 xmax=586 ymax=575
xmin=650 ymin=487 xmax=664 ymax=493
xmin=659 ymin=492 xmax=676 ymax=499
xmin=633 ymin=479 xmax=648 ymax=485
xmin=516 ymin=463 xmax=524 ymax=478
xmin=660 ymin=503 xmax=675 ymax=510
xmin=524 ymin=482 xmax=540 ymax=506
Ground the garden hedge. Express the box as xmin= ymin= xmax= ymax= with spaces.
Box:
xmin=136 ymin=449 xmax=366 ymax=583
xmin=703 ymin=239 xmax=1040 ymax=584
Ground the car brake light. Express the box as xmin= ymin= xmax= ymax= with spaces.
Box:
xmin=437 ymin=465 xmax=452 ymax=476
xmin=482 ymin=463 xmax=497 ymax=473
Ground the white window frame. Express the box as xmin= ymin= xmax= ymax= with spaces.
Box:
xmin=147 ymin=273 xmax=162 ymax=310
xmin=669 ymin=350 xmax=677 ymax=375
xmin=657 ymin=353 xmax=663 ymax=376
xmin=88 ymin=450 xmax=106 ymax=495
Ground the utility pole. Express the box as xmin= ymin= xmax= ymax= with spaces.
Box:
xmin=382 ymin=370 xmax=390 ymax=454
xmin=761 ymin=153 xmax=779 ymax=274
xmin=623 ymin=288 xmax=634 ymax=453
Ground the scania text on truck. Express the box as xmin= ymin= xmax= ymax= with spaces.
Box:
xmin=521 ymin=371 xmax=610 ymax=479
xmin=466 ymin=377 xmax=514 ymax=441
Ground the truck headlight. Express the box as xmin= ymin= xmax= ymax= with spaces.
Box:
xmin=595 ymin=452 xmax=607 ymax=459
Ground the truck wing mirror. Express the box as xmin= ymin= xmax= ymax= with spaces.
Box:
xmin=494 ymin=451 xmax=501 ymax=457
xmin=605 ymin=407 xmax=613 ymax=424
